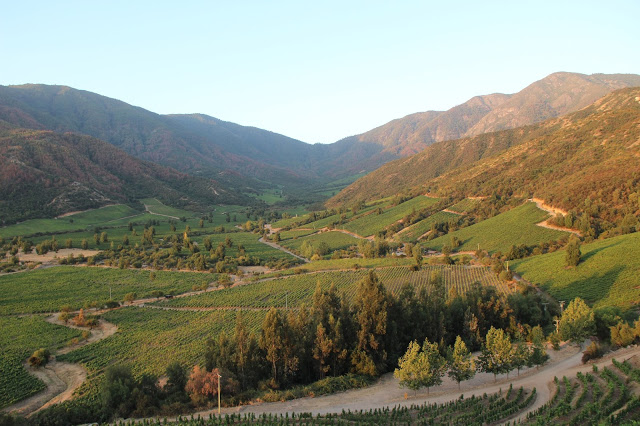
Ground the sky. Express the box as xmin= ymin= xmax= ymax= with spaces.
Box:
xmin=1 ymin=1 xmax=639 ymax=144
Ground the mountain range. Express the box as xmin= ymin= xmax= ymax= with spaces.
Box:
xmin=329 ymin=87 xmax=640 ymax=227
xmin=0 ymin=71 xmax=639 ymax=221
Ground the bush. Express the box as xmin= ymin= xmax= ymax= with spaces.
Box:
xmin=582 ymin=341 xmax=607 ymax=364
xmin=28 ymin=348 xmax=50 ymax=368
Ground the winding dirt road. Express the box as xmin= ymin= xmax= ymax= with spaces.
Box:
xmin=187 ymin=342 xmax=640 ymax=421
xmin=3 ymin=316 xmax=118 ymax=417
xmin=529 ymin=199 xmax=581 ymax=236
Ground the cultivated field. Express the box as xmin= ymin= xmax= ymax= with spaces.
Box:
xmin=512 ymin=231 xmax=640 ymax=309
xmin=424 ymin=202 xmax=569 ymax=254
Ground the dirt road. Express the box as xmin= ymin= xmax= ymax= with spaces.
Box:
xmin=3 ymin=316 xmax=118 ymax=417
xmin=185 ymin=342 xmax=640 ymax=420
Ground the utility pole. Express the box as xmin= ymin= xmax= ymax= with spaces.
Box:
xmin=285 ymin=292 xmax=288 ymax=309
xmin=109 ymin=287 xmax=112 ymax=300
xmin=217 ymin=373 xmax=222 ymax=415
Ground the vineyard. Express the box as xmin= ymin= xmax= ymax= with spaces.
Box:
xmin=0 ymin=204 xmax=141 ymax=238
xmin=512 ymin=231 xmax=640 ymax=309
xmin=156 ymin=265 xmax=510 ymax=310
xmin=447 ymin=198 xmax=481 ymax=214
xmin=278 ymin=229 xmax=319 ymax=240
xmin=113 ymin=385 xmax=536 ymax=425
xmin=0 ymin=315 xmax=81 ymax=409
xmin=395 ymin=211 xmax=460 ymax=243
xmin=279 ymin=231 xmax=360 ymax=254
xmin=141 ymin=198 xmax=200 ymax=219
xmin=523 ymin=359 xmax=640 ymax=424
xmin=342 ymin=196 xmax=439 ymax=237
xmin=57 ymin=308 xmax=266 ymax=401
xmin=424 ymin=202 xmax=569 ymax=254
xmin=0 ymin=267 xmax=213 ymax=315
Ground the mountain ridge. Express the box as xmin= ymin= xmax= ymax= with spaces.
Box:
xmin=329 ymin=88 xmax=640 ymax=231
xmin=0 ymin=125 xmax=246 ymax=223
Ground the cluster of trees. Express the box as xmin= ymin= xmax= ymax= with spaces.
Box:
xmin=546 ymin=193 xmax=639 ymax=241
xmin=187 ymin=272 xmax=556 ymax=406
xmin=394 ymin=326 xmax=548 ymax=394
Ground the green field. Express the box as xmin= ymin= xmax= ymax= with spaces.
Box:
xmin=279 ymin=229 xmax=319 ymax=240
xmin=141 ymin=198 xmax=199 ymax=218
xmin=395 ymin=211 xmax=460 ymax=243
xmin=58 ymin=308 xmax=266 ymax=399
xmin=424 ymin=202 xmax=569 ymax=253
xmin=342 ymin=196 xmax=439 ymax=237
xmin=0 ymin=316 xmax=82 ymax=408
xmin=156 ymin=265 xmax=510 ymax=310
xmin=448 ymin=198 xmax=482 ymax=213
xmin=191 ymin=232 xmax=297 ymax=261
xmin=0 ymin=204 xmax=142 ymax=238
xmin=280 ymin=231 xmax=360 ymax=254
xmin=512 ymin=232 xmax=640 ymax=309
xmin=0 ymin=267 xmax=214 ymax=315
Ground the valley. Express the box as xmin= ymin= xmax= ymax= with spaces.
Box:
xmin=1 ymin=75 xmax=640 ymax=425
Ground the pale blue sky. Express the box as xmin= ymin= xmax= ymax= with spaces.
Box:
xmin=1 ymin=1 xmax=639 ymax=143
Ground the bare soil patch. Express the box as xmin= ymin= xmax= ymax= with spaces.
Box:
xmin=18 ymin=248 xmax=101 ymax=264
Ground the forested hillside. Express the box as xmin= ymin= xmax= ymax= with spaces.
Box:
xmin=0 ymin=126 xmax=245 ymax=223
xmin=330 ymin=88 xmax=640 ymax=237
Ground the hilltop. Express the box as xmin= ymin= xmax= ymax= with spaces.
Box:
xmin=330 ymin=88 xmax=640 ymax=233
xmin=1 ymin=72 xmax=638 ymax=206
xmin=340 ymin=72 xmax=640 ymax=157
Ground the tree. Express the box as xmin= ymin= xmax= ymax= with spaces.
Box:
xmin=58 ymin=311 xmax=70 ymax=324
xmin=512 ymin=341 xmax=530 ymax=376
xmin=65 ymin=238 xmax=73 ymax=249
xmin=528 ymin=325 xmax=549 ymax=369
xmin=352 ymin=271 xmax=388 ymax=375
xmin=313 ymin=323 xmax=333 ymax=378
xmin=394 ymin=338 xmax=446 ymax=394
xmin=478 ymin=327 xmax=513 ymax=382
xmin=447 ymin=336 xmax=475 ymax=389
xmin=558 ymin=297 xmax=595 ymax=344
xmin=565 ymin=236 xmax=581 ymax=267
xmin=101 ymin=365 xmax=136 ymax=417
xmin=28 ymin=348 xmax=50 ymax=368
xmin=260 ymin=308 xmax=286 ymax=383
xmin=163 ymin=362 xmax=188 ymax=403
xmin=81 ymin=239 xmax=88 ymax=250
xmin=124 ymin=292 xmax=137 ymax=305
xmin=185 ymin=365 xmax=219 ymax=405
xmin=413 ymin=246 xmax=423 ymax=268
xmin=610 ymin=321 xmax=634 ymax=348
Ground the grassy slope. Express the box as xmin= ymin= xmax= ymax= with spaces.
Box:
xmin=512 ymin=232 xmax=640 ymax=309
xmin=280 ymin=231 xmax=360 ymax=254
xmin=396 ymin=211 xmax=460 ymax=243
xmin=0 ymin=204 xmax=141 ymax=238
xmin=0 ymin=267 xmax=214 ymax=315
xmin=424 ymin=202 xmax=568 ymax=253
xmin=58 ymin=308 xmax=266 ymax=398
xmin=343 ymin=196 xmax=439 ymax=237
xmin=157 ymin=265 xmax=507 ymax=309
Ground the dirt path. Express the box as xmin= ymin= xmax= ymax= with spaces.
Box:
xmin=441 ymin=208 xmax=463 ymax=215
xmin=6 ymin=361 xmax=87 ymax=416
xmin=529 ymin=199 xmax=581 ymax=236
xmin=144 ymin=199 xmax=180 ymax=220
xmin=332 ymin=228 xmax=371 ymax=240
xmin=181 ymin=343 xmax=640 ymax=420
xmin=3 ymin=316 xmax=118 ymax=416
xmin=258 ymin=237 xmax=309 ymax=263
